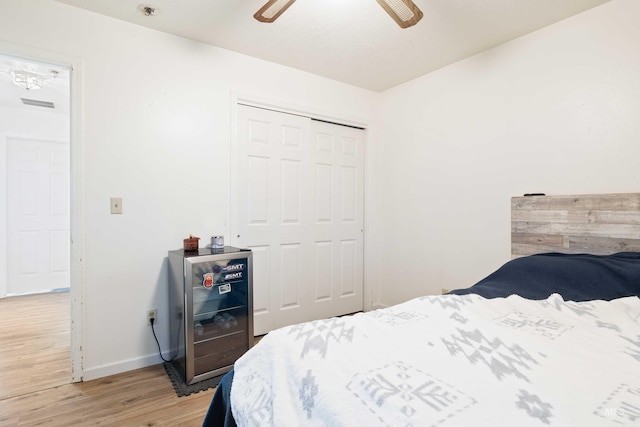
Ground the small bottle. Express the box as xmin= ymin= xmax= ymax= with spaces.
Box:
xmin=194 ymin=321 xmax=204 ymax=336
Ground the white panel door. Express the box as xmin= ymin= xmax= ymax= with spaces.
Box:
xmin=309 ymin=119 xmax=364 ymax=321
xmin=235 ymin=105 xmax=364 ymax=335
xmin=7 ymin=138 xmax=70 ymax=295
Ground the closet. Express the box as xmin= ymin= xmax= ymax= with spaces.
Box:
xmin=233 ymin=104 xmax=365 ymax=335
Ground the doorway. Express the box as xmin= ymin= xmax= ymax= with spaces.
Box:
xmin=0 ymin=51 xmax=75 ymax=393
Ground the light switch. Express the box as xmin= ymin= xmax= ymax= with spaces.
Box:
xmin=110 ymin=197 xmax=123 ymax=214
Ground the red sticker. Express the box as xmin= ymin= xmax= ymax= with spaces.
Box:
xmin=203 ymin=273 xmax=214 ymax=289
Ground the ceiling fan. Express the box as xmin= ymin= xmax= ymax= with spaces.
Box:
xmin=254 ymin=0 xmax=423 ymax=29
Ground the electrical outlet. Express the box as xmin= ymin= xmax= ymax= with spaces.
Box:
xmin=147 ymin=309 xmax=157 ymax=325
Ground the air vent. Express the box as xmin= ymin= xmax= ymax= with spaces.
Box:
xmin=21 ymin=98 xmax=55 ymax=109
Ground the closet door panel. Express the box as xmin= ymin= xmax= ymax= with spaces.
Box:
xmin=234 ymin=105 xmax=364 ymax=335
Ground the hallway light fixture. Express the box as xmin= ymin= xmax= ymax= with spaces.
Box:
xmin=11 ymin=70 xmax=43 ymax=91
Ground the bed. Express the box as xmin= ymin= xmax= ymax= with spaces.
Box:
xmin=203 ymin=193 xmax=640 ymax=426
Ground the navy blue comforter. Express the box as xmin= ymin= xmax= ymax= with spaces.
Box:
xmin=203 ymin=370 xmax=236 ymax=427
xmin=448 ymin=252 xmax=640 ymax=301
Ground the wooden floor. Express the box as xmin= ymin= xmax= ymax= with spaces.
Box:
xmin=0 ymin=292 xmax=215 ymax=426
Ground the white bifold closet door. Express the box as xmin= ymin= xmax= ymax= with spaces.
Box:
xmin=234 ymin=104 xmax=364 ymax=335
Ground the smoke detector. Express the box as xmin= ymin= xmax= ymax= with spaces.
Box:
xmin=137 ymin=4 xmax=160 ymax=17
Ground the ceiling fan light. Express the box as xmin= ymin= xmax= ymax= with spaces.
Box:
xmin=11 ymin=70 xmax=43 ymax=91
xmin=254 ymin=0 xmax=297 ymax=23
xmin=382 ymin=0 xmax=413 ymax=20
xmin=377 ymin=0 xmax=424 ymax=28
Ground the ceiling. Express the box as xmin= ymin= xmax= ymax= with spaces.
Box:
xmin=0 ymin=0 xmax=612 ymax=113
xmin=0 ymin=53 xmax=70 ymax=115
xmin=54 ymin=0 xmax=610 ymax=92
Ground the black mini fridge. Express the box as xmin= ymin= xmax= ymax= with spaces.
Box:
xmin=168 ymin=247 xmax=253 ymax=385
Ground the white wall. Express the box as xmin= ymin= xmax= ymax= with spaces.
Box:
xmin=0 ymin=106 xmax=70 ymax=297
xmin=374 ymin=0 xmax=640 ymax=305
xmin=0 ymin=0 xmax=378 ymax=380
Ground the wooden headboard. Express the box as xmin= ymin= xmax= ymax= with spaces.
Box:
xmin=511 ymin=193 xmax=640 ymax=258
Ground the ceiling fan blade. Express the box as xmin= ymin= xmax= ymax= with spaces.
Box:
xmin=254 ymin=0 xmax=297 ymax=23
xmin=376 ymin=0 xmax=423 ymax=28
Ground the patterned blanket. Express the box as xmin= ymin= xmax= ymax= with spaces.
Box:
xmin=230 ymin=293 xmax=640 ymax=426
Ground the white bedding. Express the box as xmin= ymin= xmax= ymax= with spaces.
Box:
xmin=230 ymin=294 xmax=640 ymax=426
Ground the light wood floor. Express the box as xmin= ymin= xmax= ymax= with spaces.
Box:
xmin=0 ymin=292 xmax=215 ymax=426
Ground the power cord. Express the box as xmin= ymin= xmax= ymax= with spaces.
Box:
xmin=150 ymin=317 xmax=176 ymax=363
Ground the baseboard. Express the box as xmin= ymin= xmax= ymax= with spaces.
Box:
xmin=82 ymin=352 xmax=170 ymax=381
xmin=370 ymin=303 xmax=388 ymax=310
